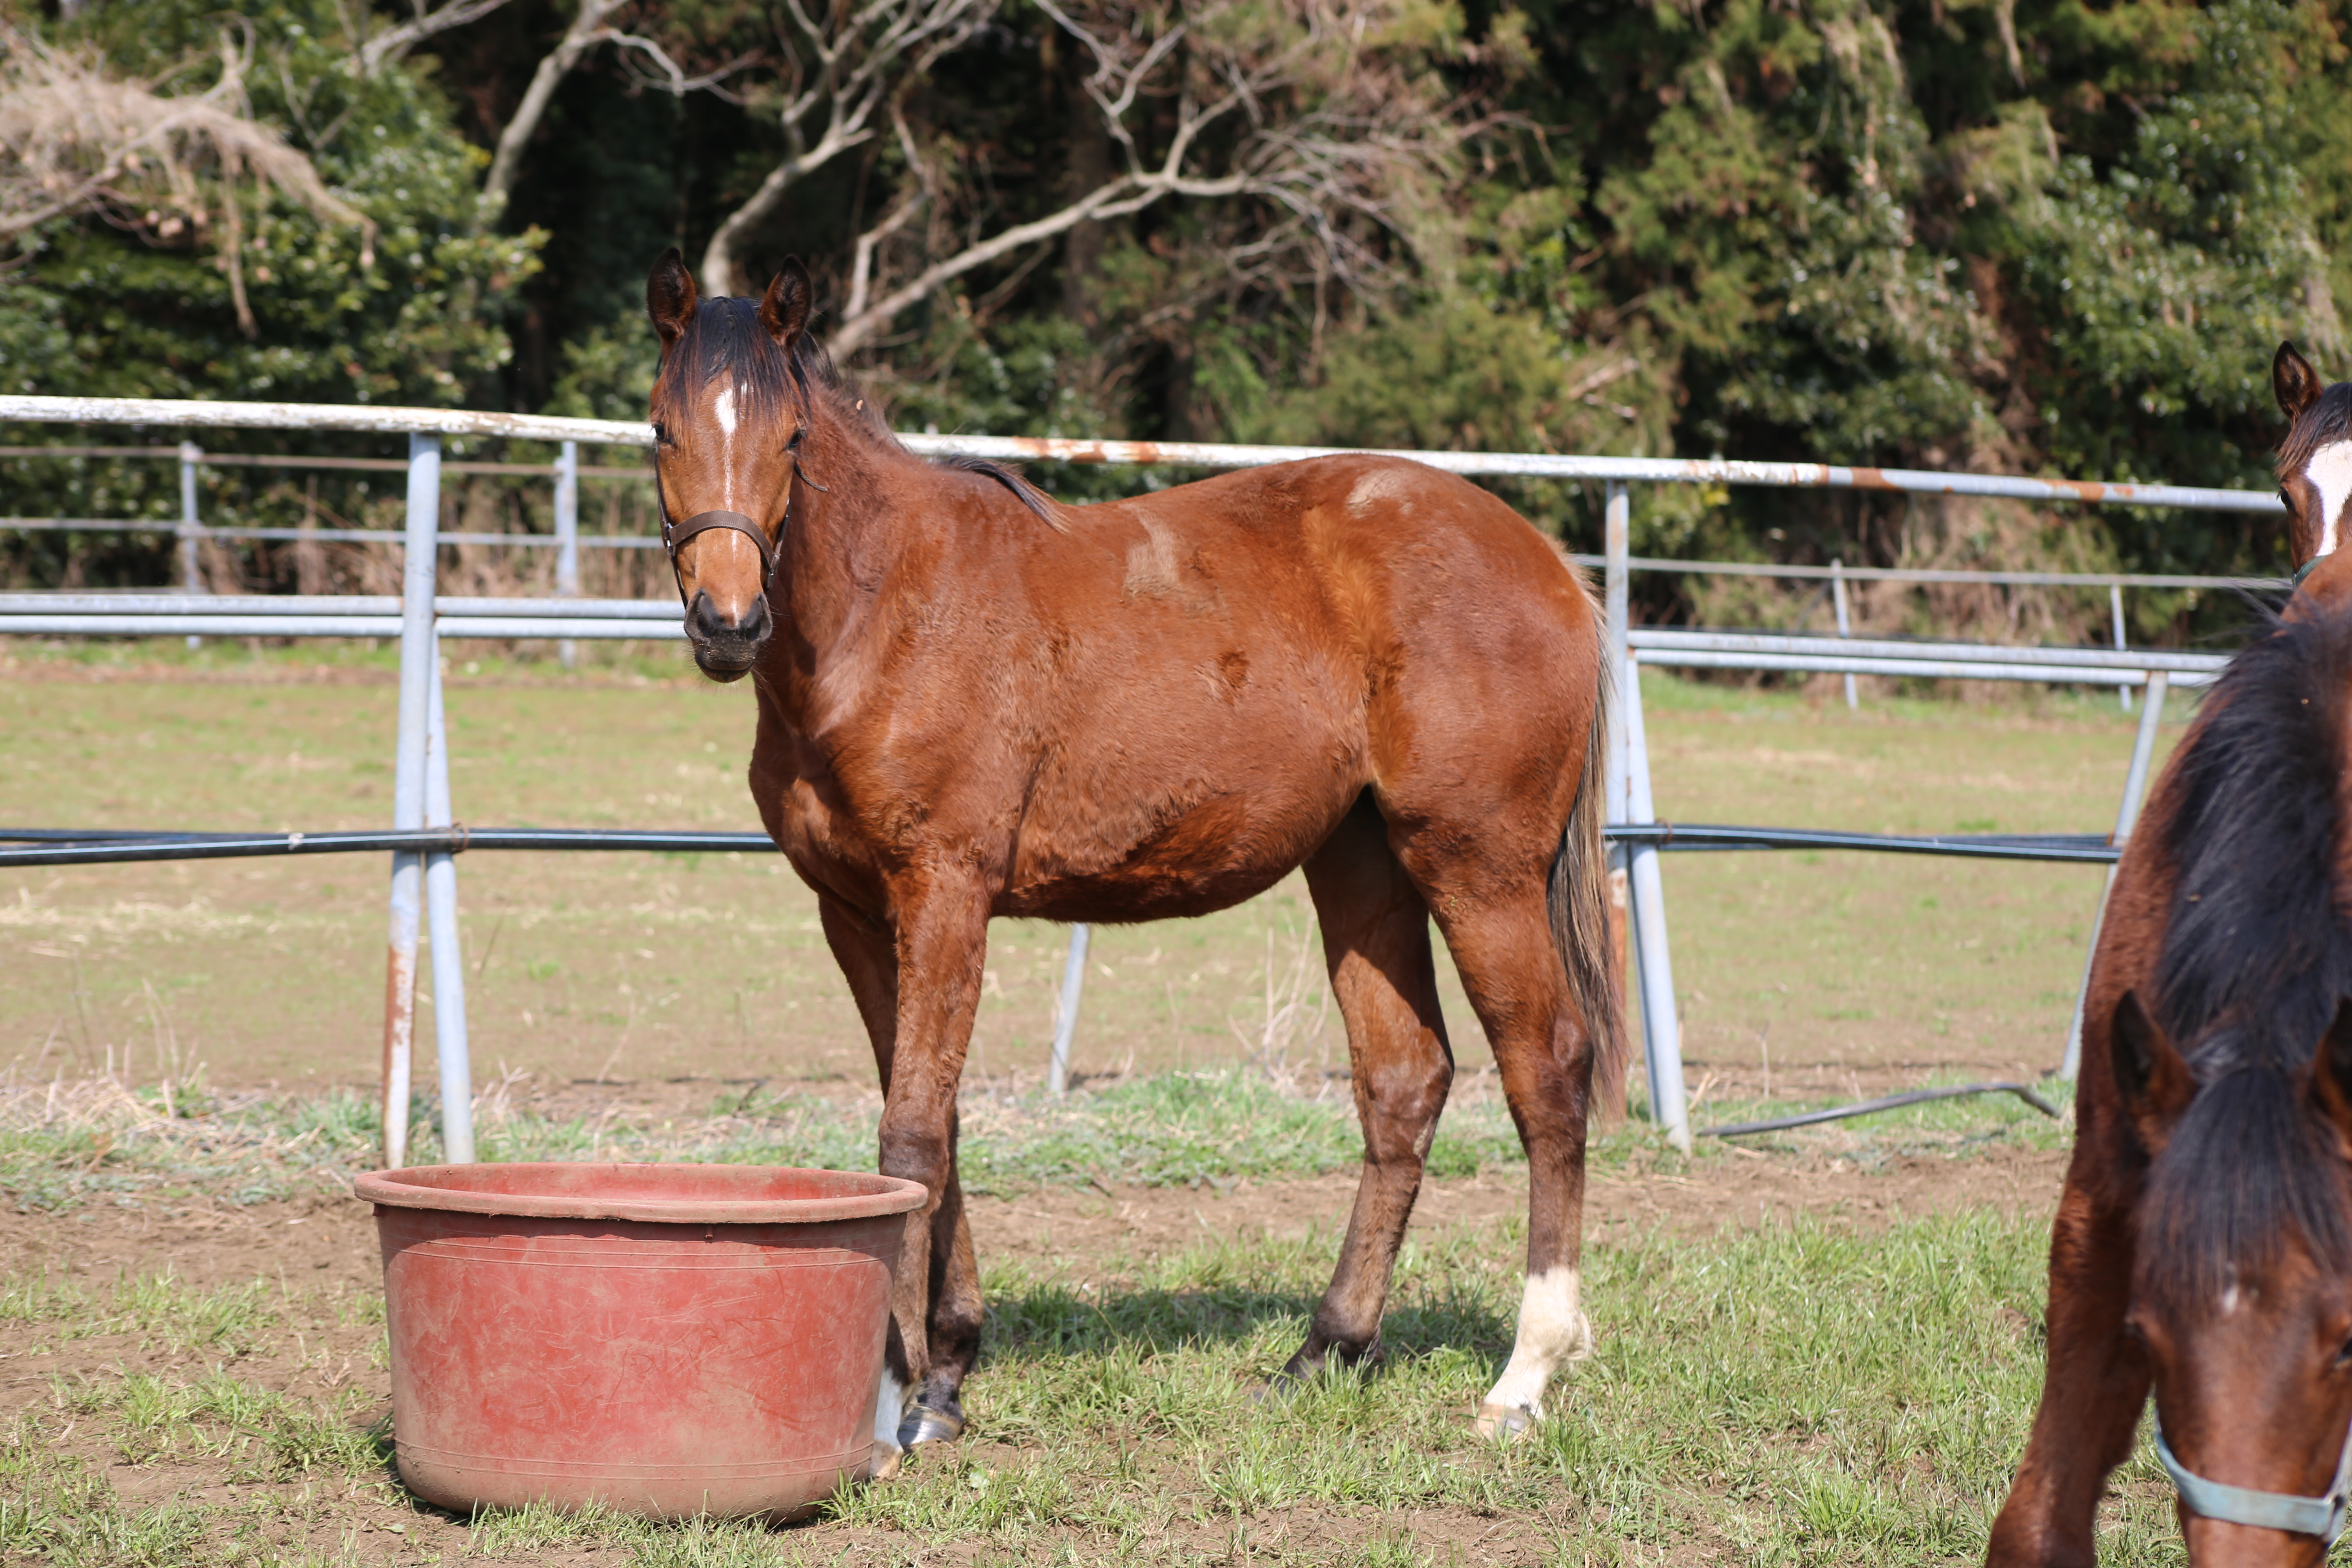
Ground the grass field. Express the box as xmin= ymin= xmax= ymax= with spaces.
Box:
xmin=0 ymin=638 xmax=2182 ymax=1103
xmin=0 ymin=642 xmax=2206 ymax=1564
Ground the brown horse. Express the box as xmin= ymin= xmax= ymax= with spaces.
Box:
xmin=639 ymin=248 xmax=1625 ymax=1474
xmin=1986 ymin=343 xmax=2352 ymax=1566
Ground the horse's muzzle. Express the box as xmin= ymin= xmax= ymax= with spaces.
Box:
xmin=686 ymin=590 xmax=771 ymax=682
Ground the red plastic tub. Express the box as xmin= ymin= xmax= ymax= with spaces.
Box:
xmin=357 ymin=1162 xmax=926 ymax=1521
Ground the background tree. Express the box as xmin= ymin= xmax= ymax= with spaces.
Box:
xmin=6 ymin=0 xmax=2352 ymax=639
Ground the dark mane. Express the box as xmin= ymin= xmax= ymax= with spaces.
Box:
xmin=2141 ymin=602 xmax=2352 ymax=1310
xmin=650 ymin=297 xmax=836 ymax=422
xmin=650 ymin=301 xmax=1057 ymax=525
xmin=2279 ymin=381 xmax=2352 ymax=477
xmin=939 ymin=455 xmax=1056 ymax=522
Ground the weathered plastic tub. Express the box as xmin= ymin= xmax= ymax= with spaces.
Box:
xmin=356 ymin=1162 xmax=926 ymax=1521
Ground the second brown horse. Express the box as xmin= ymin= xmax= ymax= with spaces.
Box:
xmin=640 ymin=249 xmax=1625 ymax=1473
xmin=1988 ymin=344 xmax=2352 ymax=1566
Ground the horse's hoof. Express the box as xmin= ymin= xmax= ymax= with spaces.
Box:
xmin=898 ymin=1398 xmax=965 ymax=1449
xmin=1246 ymin=1370 xmax=1305 ymax=1407
xmin=1473 ymin=1401 xmax=1537 ymax=1442
xmin=869 ymin=1441 xmax=904 ymax=1482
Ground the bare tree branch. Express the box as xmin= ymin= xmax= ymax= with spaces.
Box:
xmin=483 ymin=0 xmax=631 ymax=207
xmin=697 ymin=0 xmax=999 ymax=298
xmin=598 ymin=31 xmax=758 ymax=102
xmin=357 ymin=0 xmax=517 ymax=77
xmin=826 ymin=0 xmax=1468 ymax=357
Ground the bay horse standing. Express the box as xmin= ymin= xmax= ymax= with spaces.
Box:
xmin=1986 ymin=343 xmax=2352 ymax=1566
xmin=639 ymin=249 xmax=1625 ymax=1474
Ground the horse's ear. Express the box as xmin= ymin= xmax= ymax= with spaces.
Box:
xmin=759 ymin=258 xmax=814 ymax=350
xmin=2113 ymin=989 xmax=2194 ymax=1147
xmin=2277 ymin=341 xmax=2324 ymax=423
xmin=646 ymin=248 xmax=697 ymax=351
xmin=2307 ymin=998 xmax=2352 ymax=1154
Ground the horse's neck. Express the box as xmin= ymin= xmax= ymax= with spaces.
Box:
xmin=772 ymin=412 xmax=935 ymax=661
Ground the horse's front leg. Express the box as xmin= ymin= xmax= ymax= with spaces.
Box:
xmin=871 ymin=874 xmax=991 ymax=1464
xmin=1984 ymin=1158 xmax=2146 ymax=1568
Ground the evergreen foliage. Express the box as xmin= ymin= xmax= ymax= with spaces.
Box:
xmin=5 ymin=0 xmax=2350 ymax=627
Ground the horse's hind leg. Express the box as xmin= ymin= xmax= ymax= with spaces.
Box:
xmin=1414 ymin=883 xmax=1599 ymax=1437
xmin=818 ymin=895 xmax=985 ymax=1468
xmin=1276 ymin=793 xmax=1454 ymax=1384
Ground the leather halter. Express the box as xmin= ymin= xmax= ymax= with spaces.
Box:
xmin=2155 ymin=1411 xmax=2352 ymax=1543
xmin=662 ymin=508 xmax=775 ymax=584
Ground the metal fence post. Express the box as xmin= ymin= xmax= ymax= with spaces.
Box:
xmin=1049 ymin=924 xmax=1090 ymax=1096
xmin=380 ymin=433 xmax=440 ymax=1169
xmin=425 ymin=643 xmax=477 ymax=1163
xmin=2060 ymin=668 xmax=2169 ymax=1079
xmin=555 ymin=440 xmax=579 ymax=671
xmin=1831 ymin=559 xmax=1857 ymax=710
xmin=1621 ymin=653 xmax=1693 ymax=1151
xmin=2111 ymin=584 xmax=2132 ymax=714
xmin=1604 ymin=482 xmax=1631 ymax=817
xmin=178 ymin=440 xmax=203 ymax=648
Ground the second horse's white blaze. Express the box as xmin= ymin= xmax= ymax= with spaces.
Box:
xmin=2308 ymin=440 xmax=2352 ymax=562
xmin=1481 ymin=1264 xmax=1593 ymax=1417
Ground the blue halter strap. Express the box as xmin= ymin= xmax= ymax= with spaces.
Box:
xmin=2154 ymin=1414 xmax=2352 ymax=1542
xmin=2292 ymin=555 xmax=2325 ymax=590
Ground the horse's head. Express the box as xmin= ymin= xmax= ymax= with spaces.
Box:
xmin=2115 ymin=987 xmax=2352 ymax=1564
xmin=2273 ymin=343 xmax=2352 ymax=613
xmin=646 ymin=247 xmax=817 ymax=682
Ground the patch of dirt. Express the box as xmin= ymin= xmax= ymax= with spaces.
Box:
xmin=0 ymin=1140 xmax=2067 ymax=1304
xmin=976 ymin=1138 xmax=2067 ymax=1274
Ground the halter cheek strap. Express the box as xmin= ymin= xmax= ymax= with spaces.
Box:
xmin=2155 ymin=1413 xmax=2352 ymax=1543
xmin=2293 ymin=555 xmax=2324 ymax=590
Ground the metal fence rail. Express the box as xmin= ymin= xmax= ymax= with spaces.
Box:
xmin=0 ymin=392 xmax=2283 ymax=1163
xmin=0 ymin=822 xmax=2128 ymax=870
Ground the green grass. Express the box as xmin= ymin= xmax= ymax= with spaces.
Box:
xmin=0 ymin=1211 xmax=2213 ymax=1565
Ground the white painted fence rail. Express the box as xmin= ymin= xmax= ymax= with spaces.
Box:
xmin=0 ymin=394 xmax=2290 ymax=1159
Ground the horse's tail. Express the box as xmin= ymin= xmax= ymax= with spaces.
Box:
xmin=1550 ymin=614 xmax=1629 ymax=1126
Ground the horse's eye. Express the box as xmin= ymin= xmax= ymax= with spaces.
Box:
xmin=653 ymin=422 xmax=672 ymax=446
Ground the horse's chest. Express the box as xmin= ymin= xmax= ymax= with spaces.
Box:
xmin=748 ymin=731 xmax=891 ymax=908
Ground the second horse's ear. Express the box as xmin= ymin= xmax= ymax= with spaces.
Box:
xmin=2113 ymin=989 xmax=2194 ymax=1150
xmin=760 ymin=258 xmax=813 ymax=350
xmin=647 ymin=248 xmax=697 ymax=350
xmin=2277 ymin=341 xmax=2324 ymax=422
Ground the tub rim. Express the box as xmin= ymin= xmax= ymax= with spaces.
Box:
xmin=355 ymin=1161 xmax=928 ymax=1225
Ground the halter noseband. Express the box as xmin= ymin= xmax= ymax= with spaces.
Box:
xmin=2155 ymin=1411 xmax=2352 ymax=1543
xmin=2293 ymin=554 xmax=2326 ymax=590
xmin=662 ymin=508 xmax=775 ymax=584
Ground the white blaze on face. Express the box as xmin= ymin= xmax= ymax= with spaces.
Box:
xmin=712 ymin=386 xmax=741 ymax=513
xmin=2305 ymin=440 xmax=2352 ymax=563
xmin=1480 ymin=1265 xmax=1594 ymax=1417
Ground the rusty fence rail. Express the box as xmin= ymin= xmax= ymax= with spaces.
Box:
xmin=0 ymin=393 xmax=2289 ymax=1159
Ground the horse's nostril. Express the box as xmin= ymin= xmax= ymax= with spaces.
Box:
xmin=690 ymin=590 xmax=771 ymax=644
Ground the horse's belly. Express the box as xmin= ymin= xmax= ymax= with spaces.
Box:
xmin=996 ymin=771 xmax=1360 ymax=923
